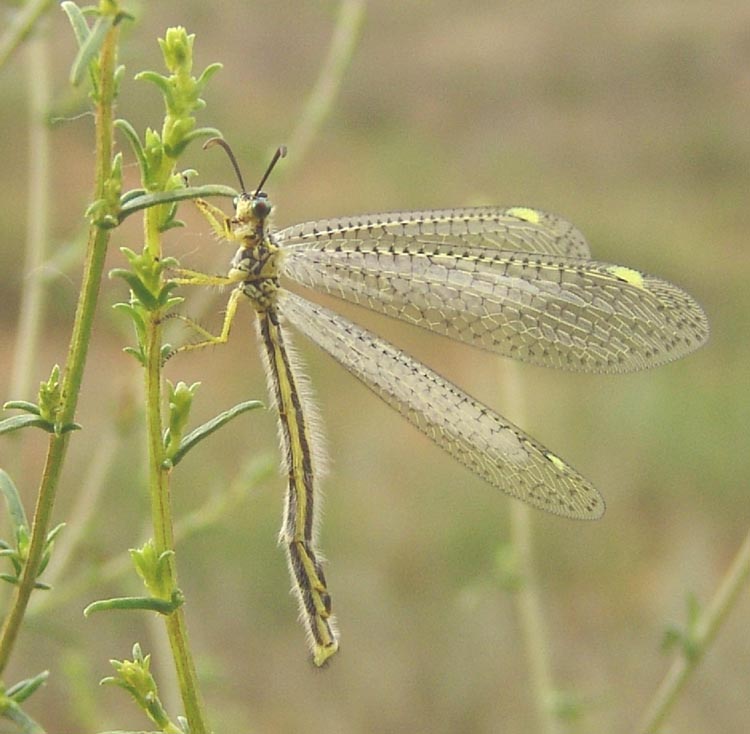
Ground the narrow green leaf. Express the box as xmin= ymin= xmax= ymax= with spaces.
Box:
xmin=109 ymin=269 xmax=159 ymax=310
xmin=3 ymin=401 xmax=41 ymax=415
xmin=114 ymin=118 xmax=148 ymax=179
xmin=156 ymin=281 xmax=181 ymax=309
xmin=114 ymin=10 xmax=135 ymax=25
xmin=112 ymin=62 xmax=126 ymax=92
xmin=165 ymin=126 xmax=223 ymax=158
xmin=0 ymin=697 xmax=46 ymax=734
xmin=112 ymin=301 xmax=147 ymax=334
xmin=160 ymin=217 xmax=186 ymax=232
xmin=197 ymin=62 xmax=223 ymax=87
xmin=6 ymin=671 xmax=49 ymax=703
xmin=118 ymin=184 xmax=237 ymax=222
xmin=61 ymin=1 xmax=89 ymax=49
xmin=135 ymin=69 xmax=172 ymax=95
xmin=84 ymin=592 xmax=182 ymax=617
xmin=46 ymin=523 xmax=66 ymax=544
xmin=70 ymin=12 xmax=115 ymax=86
xmin=169 ymin=400 xmax=263 ymax=466
xmin=0 ymin=470 xmax=28 ymax=532
xmin=123 ymin=346 xmax=146 ymax=366
xmin=119 ymin=187 xmax=148 ymax=205
xmin=0 ymin=414 xmax=54 ymax=436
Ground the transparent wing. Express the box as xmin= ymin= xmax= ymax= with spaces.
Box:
xmin=278 ymin=290 xmax=605 ymax=520
xmin=278 ymin=210 xmax=708 ymax=373
xmin=277 ymin=206 xmax=593 ymax=258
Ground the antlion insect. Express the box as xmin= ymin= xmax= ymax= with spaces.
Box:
xmin=173 ymin=138 xmax=709 ymax=666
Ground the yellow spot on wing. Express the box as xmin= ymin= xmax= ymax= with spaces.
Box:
xmin=506 ymin=206 xmax=541 ymax=224
xmin=545 ymin=452 xmax=569 ymax=473
xmin=607 ymin=265 xmax=645 ymax=288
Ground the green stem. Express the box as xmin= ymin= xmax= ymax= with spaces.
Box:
xmin=0 ymin=17 xmax=120 ymax=675
xmin=286 ymin=0 xmax=365 ymax=169
xmin=11 ymin=28 xmax=51 ymax=403
xmin=509 ymin=501 xmax=560 ymax=734
xmin=142 ymin=174 xmax=209 ymax=734
xmin=4 ymin=18 xmax=51 ymax=507
xmin=0 ymin=0 xmax=55 ymax=70
xmin=501 ymin=363 xmax=561 ymax=734
xmin=635 ymin=527 xmax=750 ymax=734
xmin=36 ymin=421 xmax=119 ymax=589
xmin=144 ymin=328 xmax=209 ymax=734
xmin=28 ymin=455 xmax=272 ymax=618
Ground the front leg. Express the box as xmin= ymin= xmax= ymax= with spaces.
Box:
xmin=170 ymin=266 xmax=243 ymax=288
xmin=195 ymin=198 xmax=241 ymax=242
xmin=168 ymin=264 xmax=246 ymax=352
xmin=173 ymin=285 xmax=244 ymax=352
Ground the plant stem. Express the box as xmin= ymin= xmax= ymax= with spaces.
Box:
xmin=635 ymin=527 xmax=750 ymax=734
xmin=40 ymin=420 xmax=119 ymax=588
xmin=0 ymin=0 xmax=55 ymax=70
xmin=11 ymin=27 xmax=51 ymax=403
xmin=143 ymin=327 xmax=209 ymax=734
xmin=501 ymin=363 xmax=561 ymax=734
xmin=285 ymin=0 xmax=365 ymax=168
xmin=3 ymin=18 xmax=51 ymax=508
xmin=0 ymin=16 xmax=120 ymax=675
xmin=510 ymin=501 xmax=561 ymax=734
xmin=28 ymin=456 xmax=272 ymax=618
xmin=142 ymin=174 xmax=209 ymax=734
xmin=144 ymin=322 xmax=207 ymax=725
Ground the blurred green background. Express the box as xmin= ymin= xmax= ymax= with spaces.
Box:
xmin=1 ymin=1 xmax=748 ymax=732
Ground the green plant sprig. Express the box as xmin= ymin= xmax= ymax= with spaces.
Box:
xmin=0 ymin=9 xmax=231 ymax=730
xmin=102 ymin=644 xmax=184 ymax=734
xmin=0 ymin=670 xmax=49 ymax=734
xmin=97 ymin=25 xmax=222 ymax=734
xmin=0 ymin=0 xmax=125 ymax=686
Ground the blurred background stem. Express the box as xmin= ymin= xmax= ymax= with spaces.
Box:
xmin=0 ymin=7 xmax=120 ymax=676
xmin=0 ymin=0 xmax=52 ymax=628
xmin=10 ymin=24 xmax=50 ymax=406
xmin=0 ymin=0 xmax=55 ymax=70
xmin=285 ymin=0 xmax=365 ymax=169
xmin=636 ymin=527 xmax=750 ymax=734
xmin=501 ymin=363 xmax=561 ymax=734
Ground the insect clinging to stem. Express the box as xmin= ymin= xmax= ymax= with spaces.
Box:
xmin=173 ymin=137 xmax=709 ymax=666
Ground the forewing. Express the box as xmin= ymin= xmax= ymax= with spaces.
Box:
xmin=277 ymin=206 xmax=592 ymax=258
xmin=278 ymin=290 xmax=605 ymax=520
xmin=279 ymin=227 xmax=709 ymax=373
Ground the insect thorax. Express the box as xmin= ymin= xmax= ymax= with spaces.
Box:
xmin=230 ymin=234 xmax=282 ymax=313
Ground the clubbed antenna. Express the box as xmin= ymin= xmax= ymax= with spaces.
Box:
xmin=203 ymin=138 xmax=287 ymax=196
xmin=203 ymin=137 xmax=247 ymax=192
xmin=254 ymin=145 xmax=287 ymax=195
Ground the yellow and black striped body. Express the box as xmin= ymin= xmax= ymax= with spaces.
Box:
xmin=195 ymin=191 xmax=339 ymax=666
xmin=239 ymin=238 xmax=339 ymax=665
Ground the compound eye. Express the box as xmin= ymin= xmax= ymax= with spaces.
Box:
xmin=252 ymin=196 xmax=271 ymax=219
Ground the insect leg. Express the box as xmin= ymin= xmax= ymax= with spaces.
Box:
xmin=174 ymin=285 xmax=244 ymax=353
xmin=194 ymin=197 xmax=237 ymax=241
